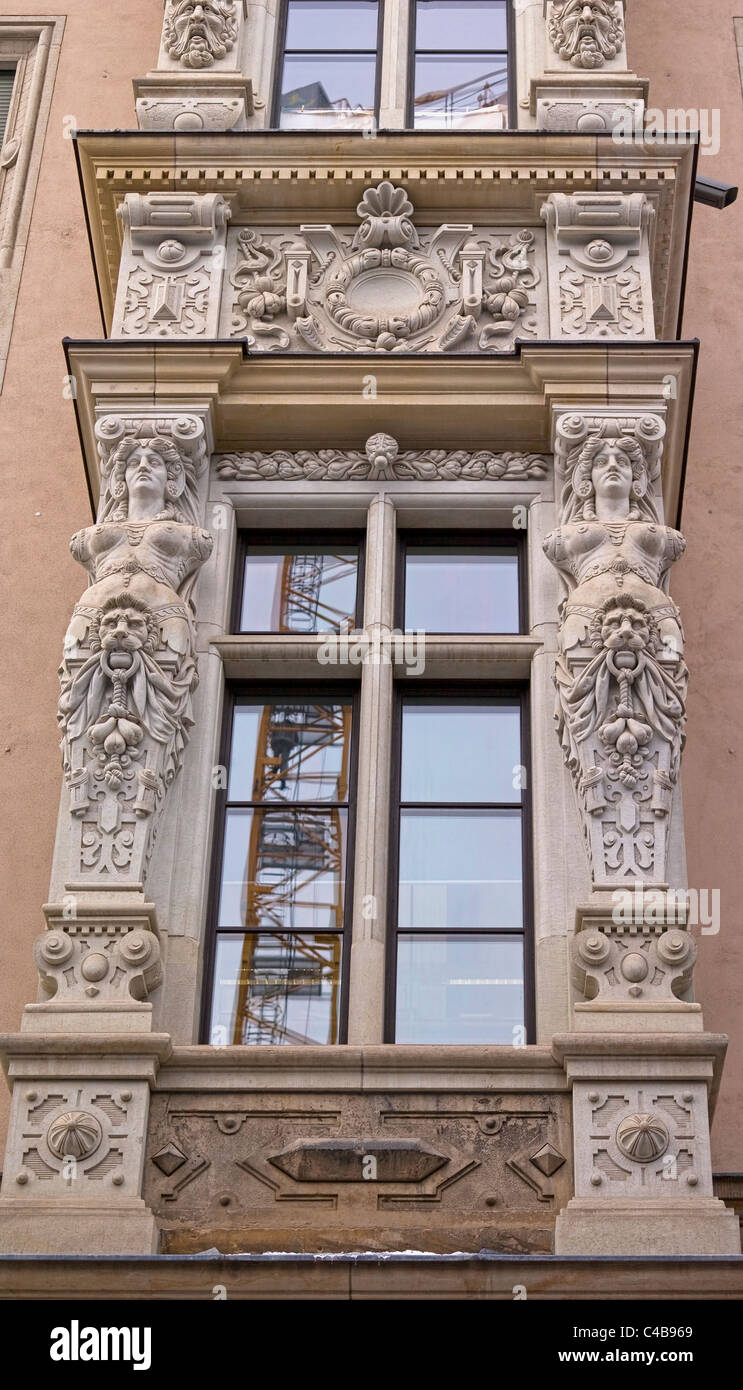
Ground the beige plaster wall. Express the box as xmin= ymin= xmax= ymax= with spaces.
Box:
xmin=0 ymin=1 xmax=161 ymax=1148
xmin=627 ymin=0 xmax=743 ymax=1169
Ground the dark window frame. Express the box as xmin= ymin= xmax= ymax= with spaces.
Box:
xmin=232 ymin=529 xmax=366 ymax=635
xmin=384 ymin=681 xmax=534 ymax=1043
xmin=271 ymin=0 xmax=386 ymax=130
xmin=406 ymin=0 xmax=516 ymax=130
xmin=201 ymin=681 xmax=361 ymax=1045
xmin=395 ymin=528 xmax=528 ymax=635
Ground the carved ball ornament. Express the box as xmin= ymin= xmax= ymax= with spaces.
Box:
xmin=615 ymin=1112 xmax=670 ymax=1163
xmin=47 ymin=1110 xmax=103 ymax=1161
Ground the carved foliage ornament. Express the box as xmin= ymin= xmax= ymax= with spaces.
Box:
xmin=224 ymin=180 xmax=545 ymax=354
xmin=548 ymin=0 xmax=624 ymax=69
xmin=544 ymin=412 xmax=687 ymax=886
xmin=58 ymin=415 xmax=212 ymax=889
xmin=163 ymin=0 xmax=239 ymax=68
xmin=217 ymin=433 xmax=550 ymax=483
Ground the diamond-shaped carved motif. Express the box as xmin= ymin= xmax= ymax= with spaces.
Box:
xmin=529 ymin=1143 xmax=567 ymax=1178
xmin=151 ymin=1141 xmax=188 ymax=1176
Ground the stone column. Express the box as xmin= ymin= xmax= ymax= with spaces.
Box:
xmin=543 ymin=405 xmax=740 ymax=1255
xmin=134 ymin=0 xmax=255 ymax=131
xmin=0 ymin=410 xmax=214 ymax=1254
xmin=346 ymin=492 xmax=396 ymax=1044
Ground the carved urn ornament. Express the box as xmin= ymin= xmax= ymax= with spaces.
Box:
xmin=544 ymin=413 xmax=687 ymax=886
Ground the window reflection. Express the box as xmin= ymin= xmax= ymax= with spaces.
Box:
xmin=412 ymin=1 xmax=509 ymax=130
xmin=241 ymin=546 xmax=358 ymax=633
xmin=398 ymin=809 xmax=523 ymax=930
xmin=404 ymin=548 xmax=519 ymax=634
xmin=211 ymin=933 xmax=341 ymax=1045
xmin=401 ymin=704 xmax=522 ymax=802
xmin=279 ymin=0 xmax=379 ymax=129
xmin=396 ymin=935 xmax=524 ymax=1045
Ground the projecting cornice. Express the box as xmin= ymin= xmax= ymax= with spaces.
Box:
xmin=63 ymin=339 xmax=697 ymax=527
xmin=72 ymin=130 xmax=697 ymax=341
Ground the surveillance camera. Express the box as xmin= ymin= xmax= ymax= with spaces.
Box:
xmin=694 ymin=176 xmax=738 ymax=209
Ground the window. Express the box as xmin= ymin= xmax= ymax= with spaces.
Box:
xmin=410 ymin=0 xmax=511 ymax=130
xmin=399 ymin=532 xmax=523 ymax=634
xmin=235 ymin=534 xmax=363 ymax=633
xmin=274 ymin=0 xmax=382 ymax=130
xmin=0 ymin=65 xmax=15 ymax=145
xmin=389 ymin=693 xmax=530 ymax=1043
xmin=206 ymin=689 xmax=356 ymax=1044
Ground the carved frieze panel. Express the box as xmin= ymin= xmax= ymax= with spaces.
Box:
xmin=146 ymin=1090 xmax=572 ymax=1253
xmin=544 ymin=409 xmax=687 ymax=887
xmin=216 ymin=432 xmax=551 ymax=482
xmin=572 ymin=1082 xmax=712 ymax=1199
xmin=216 ymin=181 xmax=548 ymax=353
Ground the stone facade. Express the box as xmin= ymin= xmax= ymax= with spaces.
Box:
xmin=0 ymin=0 xmax=741 ymax=1291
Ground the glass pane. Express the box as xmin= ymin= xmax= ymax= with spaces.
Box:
xmin=414 ymin=55 xmax=508 ymax=129
xmin=210 ymin=933 xmax=342 ymax=1045
xmin=404 ymin=549 xmax=519 ymax=633
xmin=227 ymin=701 xmax=352 ymax=803
xmin=285 ymin=1 xmax=379 ymax=50
xmin=398 ymin=809 xmax=523 ymax=929
xmin=218 ymin=808 xmax=347 ymax=931
xmin=240 ymin=546 xmax=358 ymax=633
xmin=415 ymin=0 xmax=508 ymax=51
xmin=280 ymin=55 xmax=376 ymax=128
xmin=396 ymin=934 xmax=524 ymax=1044
xmin=401 ymin=704 xmax=521 ymax=803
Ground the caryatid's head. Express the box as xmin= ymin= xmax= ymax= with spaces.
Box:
xmin=164 ymin=0 xmax=238 ymax=69
xmin=551 ymin=1 xmax=623 ymax=68
xmin=105 ymin=435 xmax=188 ymax=522
xmin=569 ymin=433 xmax=650 ymax=521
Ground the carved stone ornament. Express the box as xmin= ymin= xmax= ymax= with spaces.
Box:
xmin=57 ymin=414 xmax=212 ymax=891
xmin=577 ymin=1085 xmax=706 ymax=1197
xmin=547 ymin=1 xmax=625 ymax=70
xmin=544 ymin=411 xmax=687 ymax=886
xmin=572 ymin=915 xmax=696 ymax=1003
xmin=113 ymin=192 xmax=230 ymax=337
xmin=615 ymin=1112 xmax=670 ymax=1164
xmin=162 ymin=0 xmax=239 ymax=69
xmin=6 ymin=1084 xmax=148 ymax=1196
xmin=220 ymin=180 xmax=547 ymax=353
xmin=541 ymin=192 xmax=655 ymax=339
xmin=217 ymin=433 xmax=550 ymax=483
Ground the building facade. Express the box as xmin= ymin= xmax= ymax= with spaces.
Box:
xmin=1 ymin=0 xmax=742 ymax=1297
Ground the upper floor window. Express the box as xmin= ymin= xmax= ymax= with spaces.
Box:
xmin=275 ymin=0 xmax=382 ymax=130
xmin=399 ymin=533 xmax=522 ymax=634
xmin=236 ymin=534 xmax=363 ymax=633
xmin=410 ymin=0 xmax=511 ymax=129
xmin=0 ymin=64 xmax=16 ymax=145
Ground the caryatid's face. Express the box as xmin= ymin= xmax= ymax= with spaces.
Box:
xmin=559 ymin=1 xmax=621 ymax=61
xmin=124 ymin=446 xmax=170 ymax=513
xmin=590 ymin=441 xmax=634 ymax=506
xmin=168 ymin=0 xmax=236 ymax=65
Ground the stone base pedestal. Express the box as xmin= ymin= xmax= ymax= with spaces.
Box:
xmin=556 ymin=1198 xmax=741 ymax=1256
xmin=0 ymin=1199 xmax=159 ymax=1255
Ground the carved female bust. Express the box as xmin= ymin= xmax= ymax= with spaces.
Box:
xmin=66 ymin=436 xmax=213 ymax=657
xmin=544 ymin=433 xmax=685 ymax=653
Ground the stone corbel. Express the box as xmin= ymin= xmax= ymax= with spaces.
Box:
xmin=112 ymin=193 xmax=231 ymax=337
xmin=541 ymin=192 xmax=655 ymax=338
xmin=571 ymin=900 xmax=699 ymax=1035
xmin=134 ymin=0 xmax=254 ymax=131
xmin=529 ymin=1 xmax=648 ymax=134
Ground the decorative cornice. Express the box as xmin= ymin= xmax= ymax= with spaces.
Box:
xmin=216 ymin=435 xmax=550 ymax=482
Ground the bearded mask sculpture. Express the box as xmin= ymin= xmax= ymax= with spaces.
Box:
xmin=548 ymin=0 xmax=624 ymax=69
xmin=163 ymin=0 xmax=239 ymax=69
